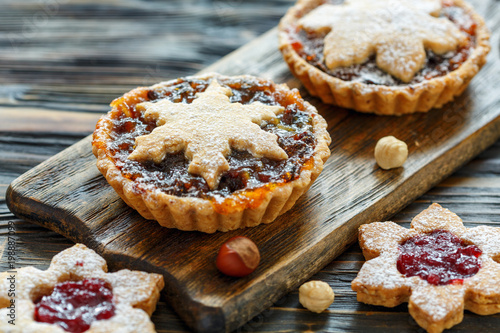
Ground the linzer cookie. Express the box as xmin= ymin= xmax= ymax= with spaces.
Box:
xmin=351 ymin=203 xmax=500 ymax=333
xmin=278 ymin=0 xmax=490 ymax=115
xmin=92 ymin=73 xmax=331 ymax=233
xmin=0 ymin=244 xmax=164 ymax=333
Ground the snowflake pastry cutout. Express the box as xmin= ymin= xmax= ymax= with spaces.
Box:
xmin=298 ymin=0 xmax=466 ymax=82
xmin=351 ymin=203 xmax=500 ymax=333
xmin=128 ymin=79 xmax=287 ymax=190
xmin=0 ymin=244 xmax=164 ymax=333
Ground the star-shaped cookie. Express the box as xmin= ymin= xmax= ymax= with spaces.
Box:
xmin=298 ymin=0 xmax=466 ymax=82
xmin=352 ymin=203 xmax=500 ymax=333
xmin=128 ymin=79 xmax=287 ymax=190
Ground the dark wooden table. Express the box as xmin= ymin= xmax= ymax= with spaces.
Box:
xmin=1 ymin=0 xmax=499 ymax=332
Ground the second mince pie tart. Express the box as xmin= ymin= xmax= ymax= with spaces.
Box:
xmin=278 ymin=0 xmax=490 ymax=115
xmin=92 ymin=73 xmax=331 ymax=233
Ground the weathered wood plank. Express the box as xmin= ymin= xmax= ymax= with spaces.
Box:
xmin=0 ymin=108 xmax=101 ymax=133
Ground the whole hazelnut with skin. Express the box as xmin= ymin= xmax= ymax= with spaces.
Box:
xmin=374 ymin=136 xmax=408 ymax=170
xmin=216 ymin=236 xmax=260 ymax=277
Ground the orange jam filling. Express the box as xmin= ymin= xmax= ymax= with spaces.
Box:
xmin=94 ymin=76 xmax=317 ymax=210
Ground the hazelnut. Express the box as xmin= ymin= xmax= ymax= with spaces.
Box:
xmin=374 ymin=136 xmax=408 ymax=170
xmin=216 ymin=236 xmax=260 ymax=277
xmin=299 ymin=280 xmax=335 ymax=313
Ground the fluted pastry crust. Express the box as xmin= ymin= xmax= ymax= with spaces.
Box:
xmin=278 ymin=0 xmax=490 ymax=115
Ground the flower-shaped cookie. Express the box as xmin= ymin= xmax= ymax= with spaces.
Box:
xmin=0 ymin=244 xmax=164 ymax=333
xmin=352 ymin=203 xmax=500 ymax=333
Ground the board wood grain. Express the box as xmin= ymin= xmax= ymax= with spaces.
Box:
xmin=6 ymin=15 xmax=500 ymax=333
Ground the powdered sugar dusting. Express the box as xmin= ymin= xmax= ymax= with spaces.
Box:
xmin=128 ymin=79 xmax=286 ymax=190
xmin=50 ymin=243 xmax=108 ymax=279
xmin=89 ymin=303 xmax=156 ymax=332
xmin=411 ymin=203 xmax=465 ymax=236
xmin=359 ymin=221 xmax=416 ymax=259
xmin=105 ymin=270 xmax=163 ymax=315
xmin=353 ymin=253 xmax=409 ymax=290
xmin=410 ymin=284 xmax=465 ymax=321
xmin=465 ymin=258 xmax=500 ymax=297
xmin=353 ymin=203 xmax=500 ymax=332
xmin=463 ymin=226 xmax=500 ymax=258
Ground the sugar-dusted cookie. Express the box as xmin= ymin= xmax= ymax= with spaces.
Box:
xmin=352 ymin=203 xmax=500 ymax=333
xmin=0 ymin=244 xmax=164 ymax=333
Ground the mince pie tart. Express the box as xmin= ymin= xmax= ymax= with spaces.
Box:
xmin=0 ymin=244 xmax=164 ymax=333
xmin=92 ymin=73 xmax=331 ymax=233
xmin=279 ymin=0 xmax=490 ymax=115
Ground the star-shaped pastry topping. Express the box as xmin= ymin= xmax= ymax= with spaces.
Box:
xmin=352 ymin=203 xmax=500 ymax=333
xmin=298 ymin=0 xmax=466 ymax=82
xmin=128 ymin=79 xmax=287 ymax=190
xmin=0 ymin=244 xmax=164 ymax=333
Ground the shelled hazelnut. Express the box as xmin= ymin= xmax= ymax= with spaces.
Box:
xmin=374 ymin=136 xmax=408 ymax=170
xmin=299 ymin=280 xmax=335 ymax=313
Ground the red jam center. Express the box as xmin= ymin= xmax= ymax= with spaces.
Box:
xmin=34 ymin=278 xmax=115 ymax=333
xmin=397 ymin=230 xmax=482 ymax=285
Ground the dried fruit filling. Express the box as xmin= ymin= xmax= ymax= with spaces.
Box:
xmin=34 ymin=278 xmax=115 ymax=333
xmin=290 ymin=0 xmax=477 ymax=85
xmin=106 ymin=77 xmax=317 ymax=200
xmin=397 ymin=230 xmax=482 ymax=285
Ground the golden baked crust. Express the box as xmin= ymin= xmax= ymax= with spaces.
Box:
xmin=351 ymin=203 xmax=500 ymax=333
xmin=0 ymin=244 xmax=164 ymax=333
xmin=278 ymin=0 xmax=491 ymax=115
xmin=92 ymin=73 xmax=331 ymax=233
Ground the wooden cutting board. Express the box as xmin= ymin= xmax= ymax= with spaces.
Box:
xmin=6 ymin=28 xmax=500 ymax=332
